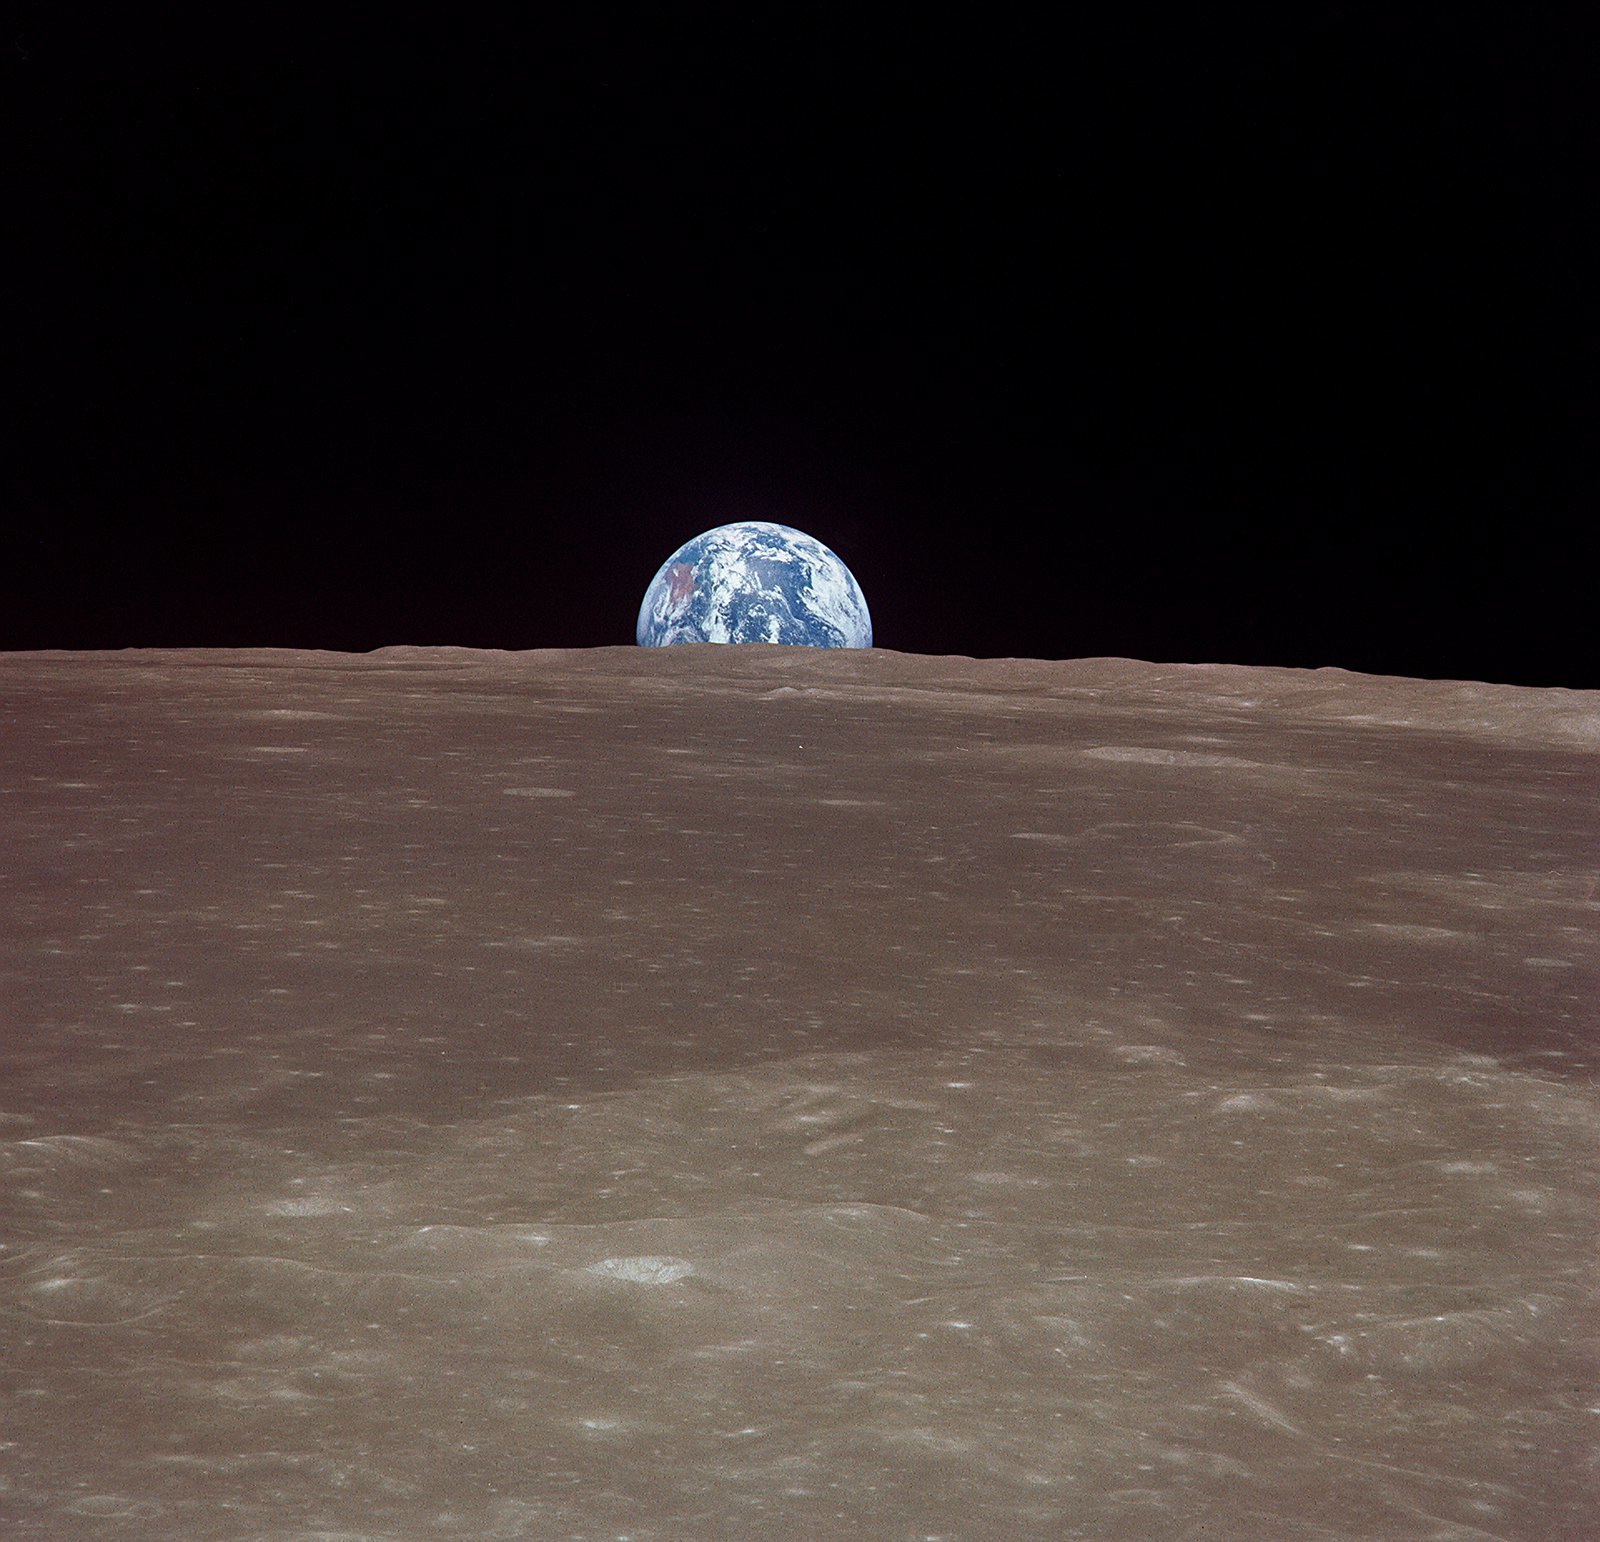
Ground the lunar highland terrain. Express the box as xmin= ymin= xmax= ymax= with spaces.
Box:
xmin=2 ymin=646 xmax=1596 ymax=1537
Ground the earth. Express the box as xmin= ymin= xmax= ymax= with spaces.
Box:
xmin=636 ymin=522 xmax=873 ymax=648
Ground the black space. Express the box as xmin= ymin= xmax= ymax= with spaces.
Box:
xmin=7 ymin=5 xmax=1597 ymax=685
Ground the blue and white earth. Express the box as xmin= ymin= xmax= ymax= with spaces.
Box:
xmin=636 ymin=521 xmax=872 ymax=648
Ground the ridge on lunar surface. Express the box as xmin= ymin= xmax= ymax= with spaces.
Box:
xmin=2 ymin=646 xmax=1596 ymax=1538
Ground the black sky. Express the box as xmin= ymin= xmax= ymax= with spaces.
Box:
xmin=8 ymin=4 xmax=1597 ymax=685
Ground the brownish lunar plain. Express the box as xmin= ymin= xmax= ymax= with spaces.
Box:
xmin=1 ymin=645 xmax=1597 ymax=1539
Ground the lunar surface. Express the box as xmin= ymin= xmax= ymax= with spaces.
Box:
xmin=2 ymin=645 xmax=1596 ymax=1538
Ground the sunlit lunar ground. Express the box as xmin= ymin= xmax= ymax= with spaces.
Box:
xmin=2 ymin=645 xmax=1596 ymax=1538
